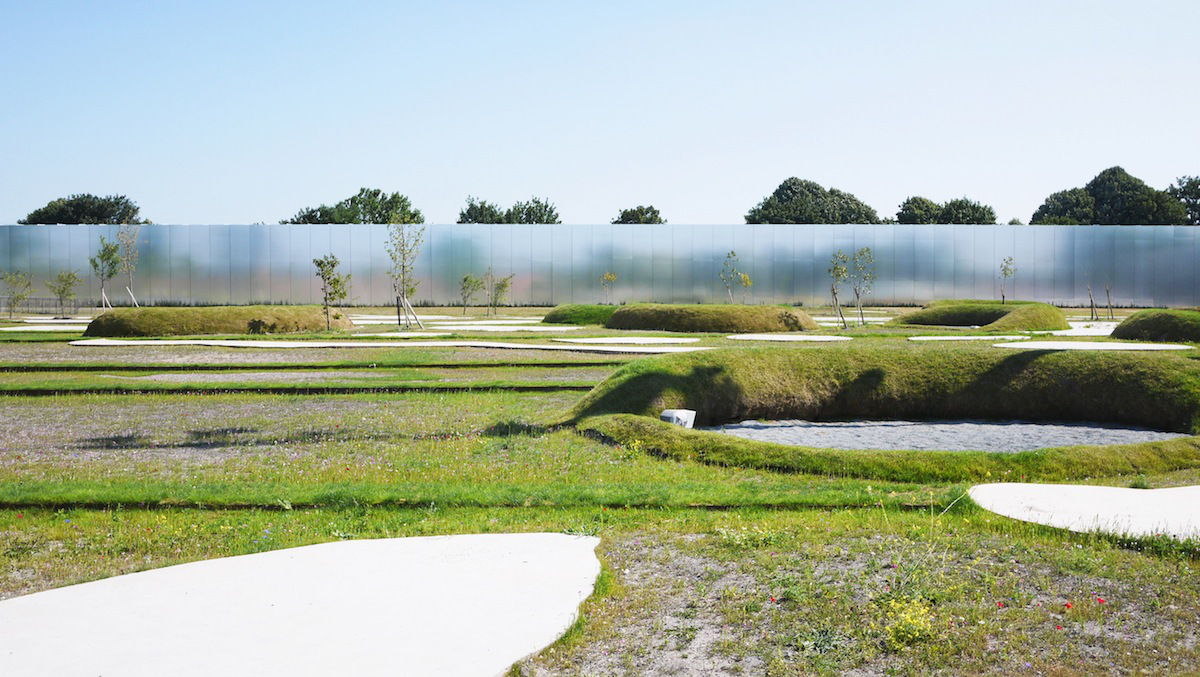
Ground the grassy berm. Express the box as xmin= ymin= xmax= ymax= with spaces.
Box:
xmin=542 ymin=304 xmax=617 ymax=325
xmin=84 ymin=305 xmax=352 ymax=337
xmin=606 ymin=303 xmax=818 ymax=333
xmin=571 ymin=345 xmax=1200 ymax=483
xmin=892 ymin=300 xmax=1069 ymax=331
xmin=1112 ymin=308 xmax=1200 ymax=343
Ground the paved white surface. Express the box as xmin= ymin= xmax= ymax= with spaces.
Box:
xmin=909 ymin=335 xmax=1029 ymax=342
xmin=726 ymin=334 xmax=851 ymax=342
xmin=21 ymin=318 xmax=91 ymax=324
xmin=970 ymin=483 xmax=1200 ymax=540
xmin=0 ymin=534 xmax=601 ymax=677
xmin=1041 ymin=321 xmax=1119 ymax=337
xmin=354 ymin=332 xmax=454 ymax=338
xmin=994 ymin=340 xmax=1192 ymax=351
xmin=350 ymin=314 xmax=456 ymax=321
xmin=553 ymin=337 xmax=700 ymax=344
xmin=701 ymin=419 xmax=1186 ymax=452
xmin=429 ymin=319 xmax=545 ymax=326
xmin=424 ymin=324 xmax=580 ymax=332
xmin=811 ymin=316 xmax=889 ymax=324
xmin=70 ymin=338 xmax=713 ymax=354
xmin=0 ymin=324 xmax=85 ymax=332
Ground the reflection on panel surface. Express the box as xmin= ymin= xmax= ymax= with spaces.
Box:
xmin=0 ymin=224 xmax=1195 ymax=308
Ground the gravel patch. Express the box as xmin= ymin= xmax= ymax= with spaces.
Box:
xmin=699 ymin=419 xmax=1190 ymax=452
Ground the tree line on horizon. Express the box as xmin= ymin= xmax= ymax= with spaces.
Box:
xmin=14 ymin=167 xmax=1200 ymax=227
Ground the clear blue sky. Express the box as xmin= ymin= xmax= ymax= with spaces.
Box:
xmin=2 ymin=1 xmax=1197 ymax=225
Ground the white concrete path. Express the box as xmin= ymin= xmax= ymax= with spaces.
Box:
xmin=350 ymin=314 xmax=456 ymax=321
xmin=424 ymin=324 xmax=580 ymax=332
xmin=970 ymin=483 xmax=1200 ymax=540
xmin=553 ymin=337 xmax=700 ymax=345
xmin=429 ymin=319 xmax=546 ymax=326
xmin=909 ymin=335 xmax=1029 ymax=342
xmin=0 ymin=534 xmax=600 ymax=677
xmin=21 ymin=318 xmax=91 ymax=324
xmin=70 ymin=338 xmax=713 ymax=354
xmin=0 ymin=325 xmax=85 ymax=332
xmin=1034 ymin=321 xmax=1120 ymax=337
xmin=726 ymin=334 xmax=851 ymax=342
xmin=354 ymin=332 xmax=454 ymax=338
xmin=993 ymin=340 xmax=1192 ymax=351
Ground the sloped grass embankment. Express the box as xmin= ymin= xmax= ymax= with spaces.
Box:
xmin=542 ymin=304 xmax=618 ymax=326
xmin=570 ymin=346 xmax=1200 ymax=483
xmin=84 ymin=305 xmax=352 ymax=337
xmin=1111 ymin=308 xmax=1200 ymax=343
xmin=605 ymin=304 xmax=818 ymax=333
xmin=891 ymin=300 xmax=1069 ymax=332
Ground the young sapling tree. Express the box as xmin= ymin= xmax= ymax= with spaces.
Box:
xmin=484 ymin=268 xmax=515 ymax=316
xmin=720 ymin=251 xmax=740 ymax=304
xmin=850 ymin=246 xmax=876 ymax=325
xmin=738 ymin=272 xmax=753 ymax=304
xmin=312 ymin=254 xmax=351 ymax=331
xmin=116 ymin=224 xmax=141 ymax=306
xmin=999 ymin=256 xmax=1016 ymax=305
xmin=599 ymin=271 xmax=616 ymax=304
xmin=828 ymin=250 xmax=849 ymax=329
xmin=45 ymin=270 xmax=82 ymax=318
xmin=459 ymin=274 xmax=484 ymax=315
xmin=89 ymin=236 xmax=120 ymax=309
xmin=1 ymin=271 xmax=33 ymax=319
xmin=386 ymin=221 xmax=425 ymax=328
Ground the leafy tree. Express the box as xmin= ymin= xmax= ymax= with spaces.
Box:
xmin=1031 ymin=167 xmax=1187 ymax=225
xmin=939 ymin=198 xmax=995 ymax=224
xmin=386 ymin=222 xmax=425 ymax=328
xmin=850 ymin=247 xmax=876 ymax=325
xmin=312 ymin=254 xmax=351 ymax=331
xmin=612 ymin=205 xmax=665 ymax=224
xmin=503 ymin=197 xmax=560 ymax=224
xmin=737 ymin=272 xmax=753 ymax=303
xmin=1169 ymin=176 xmax=1200 ymax=225
xmin=457 ymin=197 xmax=505 ymax=224
xmin=19 ymin=194 xmax=148 ymax=225
xmin=88 ymin=236 xmax=120 ymax=308
xmin=746 ymin=178 xmax=880 ymax=224
xmin=45 ymin=270 xmax=82 ymax=318
xmin=283 ymin=188 xmax=423 ymax=224
xmin=459 ymin=274 xmax=484 ymax=314
xmin=828 ymin=250 xmax=849 ymax=329
xmin=482 ymin=268 xmax=514 ymax=316
xmin=719 ymin=251 xmax=740 ymax=303
xmin=599 ymin=271 xmax=617 ymax=304
xmin=999 ymin=257 xmax=1016 ymax=304
xmin=1 ymin=271 xmax=32 ymax=319
xmin=117 ymin=224 xmax=141 ymax=306
xmin=896 ymin=197 xmax=942 ymax=224
xmin=1007 ymin=218 xmax=1023 ymax=225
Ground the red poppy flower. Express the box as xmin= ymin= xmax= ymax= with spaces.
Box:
xmin=997 ymin=601 xmax=1005 ymax=608
xmin=1064 ymin=602 xmax=1073 ymax=610
xmin=1055 ymin=625 xmax=1062 ymax=630
xmin=1097 ymin=597 xmax=1106 ymax=604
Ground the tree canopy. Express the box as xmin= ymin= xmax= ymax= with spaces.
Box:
xmin=19 ymin=194 xmax=148 ymax=225
xmin=1031 ymin=167 xmax=1188 ymax=225
xmin=457 ymin=197 xmax=505 ymax=224
xmin=612 ymin=205 xmax=665 ymax=224
xmin=745 ymin=178 xmax=880 ymax=224
xmin=1168 ymin=176 xmax=1200 ymax=225
xmin=282 ymin=188 xmax=423 ymax=224
xmin=896 ymin=196 xmax=995 ymax=224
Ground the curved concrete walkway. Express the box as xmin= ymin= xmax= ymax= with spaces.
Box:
xmin=993 ymin=340 xmax=1192 ymax=351
xmin=726 ymin=334 xmax=851 ymax=342
xmin=0 ymin=534 xmax=600 ymax=677
xmin=970 ymin=483 xmax=1200 ymax=540
xmin=70 ymin=338 xmax=712 ymax=354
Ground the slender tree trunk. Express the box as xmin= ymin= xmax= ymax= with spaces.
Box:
xmin=1105 ymin=285 xmax=1114 ymax=320
xmin=1000 ymin=282 xmax=1006 ymax=305
xmin=854 ymin=288 xmax=864 ymax=326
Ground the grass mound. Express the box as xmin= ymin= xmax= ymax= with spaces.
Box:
xmin=1112 ymin=309 xmax=1200 ymax=343
xmin=570 ymin=346 xmax=1200 ymax=432
xmin=543 ymin=304 xmax=617 ymax=325
xmin=570 ymin=346 xmax=1200 ymax=482
xmin=84 ymin=305 xmax=351 ymax=337
xmin=892 ymin=300 xmax=1069 ymax=331
xmin=605 ymin=304 xmax=818 ymax=333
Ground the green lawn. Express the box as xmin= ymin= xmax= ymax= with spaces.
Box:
xmin=1 ymin=308 xmax=1198 ymax=675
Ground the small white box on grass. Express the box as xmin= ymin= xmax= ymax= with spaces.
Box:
xmin=660 ymin=409 xmax=696 ymax=429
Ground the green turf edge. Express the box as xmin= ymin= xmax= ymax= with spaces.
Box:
xmin=604 ymin=304 xmax=819 ymax=333
xmin=543 ymin=304 xmax=618 ymax=325
xmin=576 ymin=414 xmax=1200 ymax=484
xmin=890 ymin=301 xmax=1069 ymax=331
xmin=1112 ymin=308 xmax=1200 ymax=343
xmin=83 ymin=305 xmax=354 ymax=337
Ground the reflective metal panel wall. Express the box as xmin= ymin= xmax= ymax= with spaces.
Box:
xmin=1 ymin=224 xmax=1196 ymax=307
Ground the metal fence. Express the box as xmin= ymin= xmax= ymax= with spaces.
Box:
xmin=1 ymin=223 xmax=1196 ymax=307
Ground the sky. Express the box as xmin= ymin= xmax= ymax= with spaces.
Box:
xmin=2 ymin=0 xmax=1198 ymax=225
